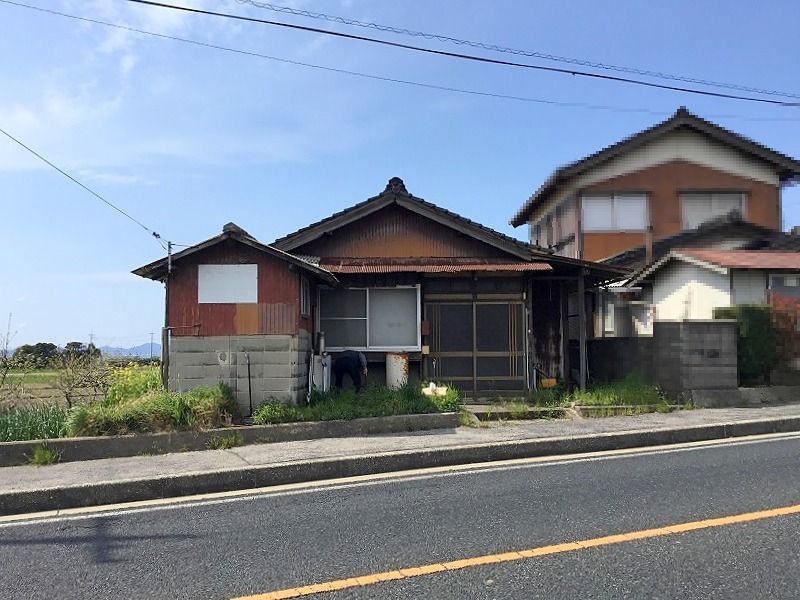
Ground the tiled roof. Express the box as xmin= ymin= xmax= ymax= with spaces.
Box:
xmin=511 ymin=107 xmax=800 ymax=227
xmin=601 ymin=211 xmax=779 ymax=269
xmin=319 ymin=258 xmax=552 ymax=273
xmin=273 ymin=177 xmax=547 ymax=260
xmin=677 ymin=249 xmax=800 ymax=270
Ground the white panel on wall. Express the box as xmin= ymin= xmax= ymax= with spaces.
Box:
xmin=198 ymin=264 xmax=258 ymax=304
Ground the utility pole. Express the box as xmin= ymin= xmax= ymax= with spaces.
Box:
xmin=161 ymin=241 xmax=173 ymax=388
xmin=149 ymin=332 xmax=154 ymax=360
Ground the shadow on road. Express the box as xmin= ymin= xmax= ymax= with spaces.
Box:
xmin=0 ymin=516 xmax=199 ymax=564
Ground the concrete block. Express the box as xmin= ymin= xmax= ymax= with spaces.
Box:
xmin=236 ymin=363 xmax=292 ymax=379
xmin=170 ymin=337 xmax=230 ymax=354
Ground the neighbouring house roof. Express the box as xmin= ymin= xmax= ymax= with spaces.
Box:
xmin=629 ymin=248 xmax=800 ymax=285
xmin=317 ymin=258 xmax=552 ymax=274
xmin=131 ymin=222 xmax=340 ymax=285
xmin=273 ymin=177 xmax=627 ymax=279
xmin=601 ymin=210 xmax=782 ymax=269
xmin=510 ymin=107 xmax=800 ymax=227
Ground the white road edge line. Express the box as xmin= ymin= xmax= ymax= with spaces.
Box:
xmin=2 ymin=430 xmax=800 ymax=528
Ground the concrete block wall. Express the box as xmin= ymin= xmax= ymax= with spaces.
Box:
xmin=169 ymin=331 xmax=312 ymax=414
xmin=653 ymin=320 xmax=738 ymax=401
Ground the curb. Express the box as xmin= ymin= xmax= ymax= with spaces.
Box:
xmin=2 ymin=416 xmax=800 ymax=516
xmin=0 ymin=413 xmax=459 ymax=467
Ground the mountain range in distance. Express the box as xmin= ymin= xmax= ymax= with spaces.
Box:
xmin=100 ymin=343 xmax=161 ymax=358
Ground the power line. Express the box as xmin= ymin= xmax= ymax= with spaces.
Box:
xmin=125 ymin=0 xmax=799 ymax=107
xmin=0 ymin=125 xmax=166 ymax=245
xmin=4 ymin=0 xmax=799 ymax=122
xmin=235 ymin=0 xmax=800 ymax=101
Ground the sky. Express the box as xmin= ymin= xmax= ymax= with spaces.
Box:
xmin=1 ymin=0 xmax=799 ymax=348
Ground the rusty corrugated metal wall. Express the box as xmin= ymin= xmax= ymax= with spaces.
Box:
xmin=295 ymin=204 xmax=511 ymax=258
xmin=167 ymin=240 xmax=308 ymax=336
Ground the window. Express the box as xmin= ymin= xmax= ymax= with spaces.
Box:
xmin=581 ymin=194 xmax=648 ymax=231
xmin=681 ymin=192 xmax=745 ymax=229
xmin=198 ymin=264 xmax=257 ymax=304
xmin=300 ymin=276 xmax=311 ymax=317
xmin=319 ymin=286 xmax=421 ymax=350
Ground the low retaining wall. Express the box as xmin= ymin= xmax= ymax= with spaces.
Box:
xmin=0 ymin=413 xmax=459 ymax=467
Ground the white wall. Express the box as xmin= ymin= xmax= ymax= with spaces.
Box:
xmin=732 ymin=271 xmax=768 ymax=304
xmin=653 ymin=262 xmax=731 ymax=320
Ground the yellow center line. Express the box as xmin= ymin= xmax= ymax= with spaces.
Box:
xmin=231 ymin=502 xmax=800 ymax=600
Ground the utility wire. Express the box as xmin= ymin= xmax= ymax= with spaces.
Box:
xmin=4 ymin=1 xmax=800 ymax=122
xmin=236 ymin=0 xmax=800 ymax=101
xmin=0 ymin=125 xmax=166 ymax=245
xmin=125 ymin=0 xmax=799 ymax=106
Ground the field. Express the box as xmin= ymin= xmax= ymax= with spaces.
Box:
xmin=1 ymin=369 xmax=102 ymax=407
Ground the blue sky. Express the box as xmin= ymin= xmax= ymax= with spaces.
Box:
xmin=1 ymin=0 xmax=799 ymax=347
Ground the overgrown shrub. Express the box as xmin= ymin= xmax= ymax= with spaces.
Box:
xmin=0 ymin=404 xmax=68 ymax=441
xmin=253 ymin=384 xmax=462 ymax=425
xmin=66 ymin=383 xmax=238 ymax=436
xmin=106 ymin=363 xmax=162 ymax=403
xmin=714 ymin=304 xmax=777 ymax=385
xmin=569 ymin=374 xmax=667 ymax=407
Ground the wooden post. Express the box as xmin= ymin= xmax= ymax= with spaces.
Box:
xmin=578 ymin=270 xmax=587 ymax=391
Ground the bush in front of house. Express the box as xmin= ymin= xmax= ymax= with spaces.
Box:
xmin=252 ymin=384 xmax=462 ymax=425
xmin=0 ymin=404 xmax=69 ymax=442
xmin=65 ymin=383 xmax=238 ymax=436
xmin=714 ymin=304 xmax=777 ymax=385
xmin=569 ymin=374 xmax=667 ymax=407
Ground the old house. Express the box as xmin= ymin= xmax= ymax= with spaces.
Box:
xmin=134 ymin=178 xmax=621 ymax=413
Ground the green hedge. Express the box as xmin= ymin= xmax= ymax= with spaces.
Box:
xmin=714 ymin=304 xmax=776 ymax=385
xmin=253 ymin=384 xmax=462 ymax=425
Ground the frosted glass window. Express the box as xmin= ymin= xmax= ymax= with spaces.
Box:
xmin=615 ymin=195 xmax=648 ymax=230
xmin=368 ymin=288 xmax=419 ymax=347
xmin=582 ymin=194 xmax=647 ymax=231
xmin=198 ymin=264 xmax=257 ymax=304
xmin=681 ymin=192 xmax=745 ymax=229
xmin=581 ymin=196 xmax=614 ymax=231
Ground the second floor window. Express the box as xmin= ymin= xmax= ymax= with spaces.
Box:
xmin=581 ymin=193 xmax=648 ymax=232
xmin=680 ymin=192 xmax=745 ymax=230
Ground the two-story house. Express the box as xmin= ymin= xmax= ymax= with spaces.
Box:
xmin=511 ymin=107 xmax=800 ymax=263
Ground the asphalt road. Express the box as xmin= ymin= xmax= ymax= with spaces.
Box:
xmin=2 ymin=434 xmax=800 ymax=599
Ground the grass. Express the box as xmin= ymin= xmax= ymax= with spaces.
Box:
xmin=3 ymin=370 xmax=61 ymax=385
xmin=570 ymin=374 xmax=667 ymax=407
xmin=206 ymin=432 xmax=245 ymax=450
xmin=66 ymin=383 xmax=239 ymax=436
xmin=0 ymin=404 xmax=69 ymax=442
xmin=253 ymin=384 xmax=462 ymax=425
xmin=529 ymin=385 xmax=568 ymax=407
xmin=27 ymin=444 xmax=61 ymax=466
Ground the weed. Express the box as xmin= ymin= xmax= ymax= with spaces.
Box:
xmin=0 ymin=404 xmax=68 ymax=442
xmin=106 ymin=364 xmax=162 ymax=403
xmin=66 ymin=383 xmax=239 ymax=436
xmin=530 ymin=384 xmax=568 ymax=407
xmin=253 ymin=384 xmax=462 ymax=425
xmin=27 ymin=444 xmax=61 ymax=466
xmin=569 ymin=374 xmax=667 ymax=408
xmin=206 ymin=432 xmax=245 ymax=450
xmin=502 ymin=401 xmax=530 ymax=420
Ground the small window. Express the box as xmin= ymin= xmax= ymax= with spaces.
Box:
xmin=681 ymin=192 xmax=745 ymax=229
xmin=581 ymin=194 xmax=648 ymax=231
xmin=300 ymin=276 xmax=311 ymax=317
xmin=198 ymin=264 xmax=257 ymax=304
